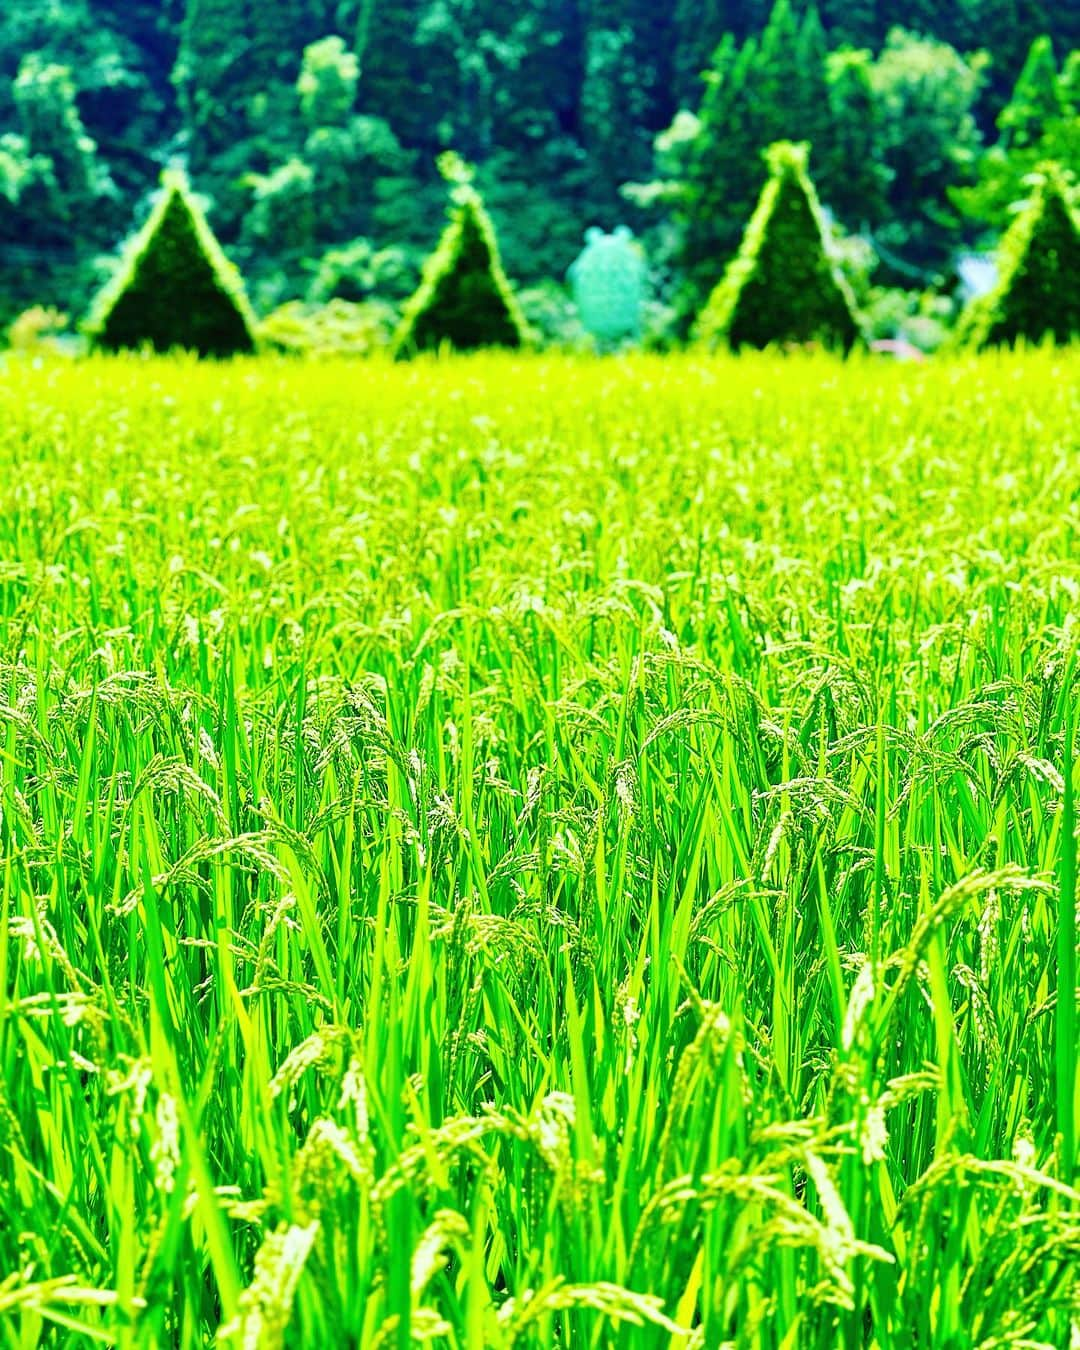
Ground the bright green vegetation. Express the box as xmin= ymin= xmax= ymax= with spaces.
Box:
xmin=0 ymin=350 xmax=1078 ymax=1348
xmin=4 ymin=1 xmax=1079 ymax=350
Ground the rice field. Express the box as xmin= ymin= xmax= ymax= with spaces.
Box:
xmin=0 ymin=348 xmax=1078 ymax=1348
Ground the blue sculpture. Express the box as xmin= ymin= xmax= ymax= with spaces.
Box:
xmin=568 ymin=226 xmax=646 ymax=349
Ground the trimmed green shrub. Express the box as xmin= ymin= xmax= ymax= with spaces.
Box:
xmin=259 ymin=299 xmax=397 ymax=357
xmin=695 ymin=142 xmax=861 ymax=351
xmin=393 ymin=163 xmax=529 ymax=357
xmin=517 ymin=282 xmax=588 ymax=350
xmin=6 ymin=306 xmax=71 ymax=354
xmin=958 ymin=164 xmax=1080 ymax=349
xmin=86 ymin=170 xmax=257 ymax=357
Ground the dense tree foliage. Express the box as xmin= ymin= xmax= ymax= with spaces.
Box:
xmin=0 ymin=52 xmax=116 ymax=319
xmin=0 ymin=0 xmax=1076 ymax=337
xmin=667 ymin=1 xmax=852 ymax=321
xmin=955 ymin=35 xmax=1079 ymax=230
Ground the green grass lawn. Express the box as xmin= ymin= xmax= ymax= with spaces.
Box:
xmin=0 ymin=349 xmax=1078 ymax=1348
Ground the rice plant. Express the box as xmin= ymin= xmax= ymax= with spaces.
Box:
xmin=0 ymin=347 xmax=1077 ymax=1348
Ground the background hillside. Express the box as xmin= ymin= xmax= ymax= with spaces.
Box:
xmin=1 ymin=0 xmax=1077 ymax=342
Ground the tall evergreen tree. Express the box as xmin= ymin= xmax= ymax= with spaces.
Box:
xmin=753 ymin=0 xmax=802 ymax=145
xmin=246 ymin=0 xmax=324 ymax=90
xmin=673 ymin=0 xmax=836 ymax=322
xmin=793 ymin=7 xmax=833 ymax=176
xmin=997 ymin=35 xmax=1064 ymax=149
xmin=747 ymin=0 xmax=832 ymax=178
xmin=586 ymin=0 xmax=678 ymax=136
xmin=174 ymin=0 xmax=250 ymax=170
xmin=581 ymin=0 xmax=680 ymax=204
xmin=674 ymin=34 xmax=759 ymax=320
xmin=963 ymin=0 xmax=1056 ymax=109
xmin=355 ymin=0 xmax=434 ymax=149
xmin=544 ymin=0 xmax=589 ymax=141
xmin=581 ymin=23 xmax=654 ymax=203
xmin=954 ymin=35 xmax=1073 ymax=231
xmin=821 ymin=48 xmax=888 ymax=229
xmin=433 ymin=0 xmax=580 ymax=161
xmin=175 ymin=0 xmax=325 ymax=171
xmin=78 ymin=0 xmax=179 ymax=174
xmin=633 ymin=2 xmax=680 ymax=134
xmin=724 ymin=0 xmax=774 ymax=40
xmin=1 ymin=53 xmax=115 ymax=322
xmin=817 ymin=0 xmax=877 ymax=47
xmin=1062 ymin=49 xmax=1080 ymax=114
xmin=673 ymin=0 xmax=730 ymax=107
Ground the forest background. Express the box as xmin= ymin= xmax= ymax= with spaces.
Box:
xmin=1 ymin=0 xmax=1077 ymax=350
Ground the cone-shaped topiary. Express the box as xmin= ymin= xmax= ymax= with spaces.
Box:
xmin=86 ymin=170 xmax=257 ymax=357
xmin=958 ymin=164 xmax=1080 ymax=350
xmin=695 ymin=142 xmax=861 ymax=352
xmin=393 ymin=158 xmax=529 ymax=357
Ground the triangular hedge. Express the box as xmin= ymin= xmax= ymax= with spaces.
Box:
xmin=392 ymin=181 xmax=529 ymax=357
xmin=86 ymin=170 xmax=257 ymax=357
xmin=695 ymin=141 xmax=861 ymax=351
xmin=958 ymin=164 xmax=1080 ymax=349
